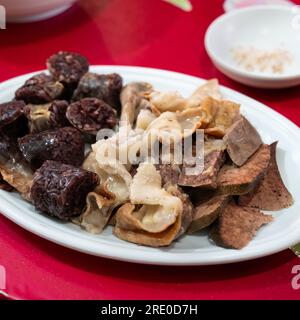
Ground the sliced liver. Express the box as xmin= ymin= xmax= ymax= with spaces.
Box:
xmin=178 ymin=140 xmax=226 ymax=189
xmin=210 ymin=201 xmax=273 ymax=249
xmin=238 ymin=142 xmax=293 ymax=210
xmin=188 ymin=195 xmax=230 ymax=234
xmin=217 ymin=144 xmax=271 ymax=195
xmin=223 ymin=116 xmax=262 ymax=167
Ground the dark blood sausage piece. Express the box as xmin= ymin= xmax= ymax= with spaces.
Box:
xmin=15 ymin=73 xmax=64 ymax=104
xmin=72 ymin=72 xmax=123 ymax=111
xmin=24 ymin=100 xmax=69 ymax=133
xmin=47 ymin=51 xmax=89 ymax=85
xmin=66 ymin=98 xmax=117 ymax=135
xmin=31 ymin=160 xmax=99 ymax=220
xmin=0 ymin=101 xmax=25 ymax=128
xmin=18 ymin=127 xmax=85 ymax=169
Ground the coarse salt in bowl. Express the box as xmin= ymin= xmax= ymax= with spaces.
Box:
xmin=205 ymin=5 xmax=300 ymax=88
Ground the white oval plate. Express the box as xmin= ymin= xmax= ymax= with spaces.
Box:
xmin=0 ymin=66 xmax=300 ymax=265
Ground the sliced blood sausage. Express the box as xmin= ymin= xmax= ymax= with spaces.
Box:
xmin=47 ymin=51 xmax=89 ymax=85
xmin=72 ymin=72 xmax=123 ymax=111
xmin=15 ymin=73 xmax=64 ymax=104
xmin=18 ymin=127 xmax=85 ymax=169
xmin=31 ymin=160 xmax=99 ymax=220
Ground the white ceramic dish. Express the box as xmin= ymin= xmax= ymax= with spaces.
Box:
xmin=205 ymin=5 xmax=300 ymax=88
xmin=0 ymin=66 xmax=300 ymax=265
xmin=2 ymin=0 xmax=76 ymax=23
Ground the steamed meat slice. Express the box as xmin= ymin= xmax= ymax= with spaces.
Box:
xmin=239 ymin=142 xmax=293 ymax=210
xmin=189 ymin=79 xmax=222 ymax=103
xmin=217 ymin=144 xmax=271 ymax=195
xmin=83 ymin=151 xmax=132 ymax=204
xmin=145 ymin=110 xmax=203 ymax=141
xmin=135 ymin=109 xmax=157 ymax=130
xmin=188 ymin=195 xmax=230 ymax=234
xmin=210 ymin=201 xmax=273 ymax=249
xmin=95 ymin=125 xmax=146 ymax=171
xmin=178 ymin=139 xmax=226 ymax=188
xmin=149 ymin=91 xmax=186 ymax=113
xmin=114 ymin=208 xmax=183 ymax=248
xmin=80 ymin=137 xmax=134 ymax=234
xmin=114 ymin=186 xmax=193 ymax=247
xmin=120 ymin=82 xmax=153 ymax=128
xmin=148 ymin=79 xmax=222 ymax=114
xmin=223 ymin=116 xmax=262 ymax=166
xmin=114 ymin=163 xmax=193 ymax=247
xmin=202 ymin=97 xmax=240 ymax=137
xmin=77 ymin=185 xmax=117 ymax=234
xmin=128 ymin=163 xmax=182 ymax=232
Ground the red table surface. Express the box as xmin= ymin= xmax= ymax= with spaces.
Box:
xmin=0 ymin=0 xmax=300 ymax=300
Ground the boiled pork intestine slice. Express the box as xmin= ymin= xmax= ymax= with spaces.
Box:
xmin=135 ymin=109 xmax=157 ymax=130
xmin=148 ymin=79 xmax=223 ymax=114
xmin=79 ymin=135 xmax=135 ymax=233
xmin=145 ymin=109 xmax=203 ymax=141
xmin=128 ymin=163 xmax=183 ymax=232
xmin=120 ymin=82 xmax=154 ymax=128
xmin=77 ymin=184 xmax=117 ymax=234
xmin=114 ymin=163 xmax=193 ymax=247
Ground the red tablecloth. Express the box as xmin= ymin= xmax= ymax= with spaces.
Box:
xmin=0 ymin=0 xmax=299 ymax=300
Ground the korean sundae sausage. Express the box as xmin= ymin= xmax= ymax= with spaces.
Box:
xmin=0 ymin=100 xmax=28 ymax=137
xmin=24 ymin=100 xmax=69 ymax=133
xmin=0 ymin=132 xmax=33 ymax=199
xmin=0 ymin=101 xmax=25 ymax=128
xmin=31 ymin=160 xmax=99 ymax=220
xmin=15 ymin=73 xmax=64 ymax=104
xmin=66 ymin=98 xmax=117 ymax=135
xmin=72 ymin=72 xmax=123 ymax=110
xmin=18 ymin=127 xmax=85 ymax=169
xmin=47 ymin=51 xmax=89 ymax=86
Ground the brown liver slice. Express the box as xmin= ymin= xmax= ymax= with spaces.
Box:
xmin=223 ymin=116 xmax=262 ymax=167
xmin=178 ymin=140 xmax=226 ymax=188
xmin=217 ymin=144 xmax=271 ymax=195
xmin=188 ymin=195 xmax=229 ymax=234
xmin=238 ymin=142 xmax=293 ymax=210
xmin=210 ymin=201 xmax=273 ymax=249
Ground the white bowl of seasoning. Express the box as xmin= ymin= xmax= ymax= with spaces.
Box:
xmin=1 ymin=0 xmax=76 ymax=23
xmin=205 ymin=5 xmax=300 ymax=88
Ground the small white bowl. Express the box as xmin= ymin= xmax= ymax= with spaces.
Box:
xmin=205 ymin=5 xmax=300 ymax=89
xmin=2 ymin=0 xmax=76 ymax=23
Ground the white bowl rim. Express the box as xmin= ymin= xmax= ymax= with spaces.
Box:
xmin=205 ymin=4 xmax=300 ymax=81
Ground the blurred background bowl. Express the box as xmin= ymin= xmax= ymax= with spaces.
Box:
xmin=205 ymin=5 xmax=300 ymax=89
xmin=2 ymin=0 xmax=77 ymax=23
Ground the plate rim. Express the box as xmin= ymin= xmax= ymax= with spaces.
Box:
xmin=0 ymin=65 xmax=299 ymax=266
